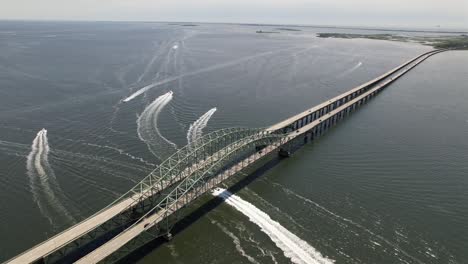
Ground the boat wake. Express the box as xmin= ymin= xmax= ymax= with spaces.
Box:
xmin=349 ymin=61 xmax=363 ymax=72
xmin=122 ymin=48 xmax=293 ymax=102
xmin=187 ymin=107 xmax=217 ymax=149
xmin=211 ymin=219 xmax=261 ymax=264
xmin=26 ymin=129 xmax=76 ymax=229
xmin=136 ymin=41 xmax=171 ymax=84
xmin=212 ymin=188 xmax=334 ymax=264
xmin=137 ymin=91 xmax=177 ymax=159
xmin=84 ymin=143 xmax=155 ymax=167
xmin=123 ymin=40 xmax=182 ymax=103
xmin=338 ymin=61 xmax=363 ymax=78
xmin=273 ymin=182 xmax=424 ymax=264
xmin=122 ymin=83 xmax=152 ymax=103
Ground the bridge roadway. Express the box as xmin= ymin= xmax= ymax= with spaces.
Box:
xmin=6 ymin=48 xmax=446 ymax=264
xmin=73 ymin=49 xmax=446 ymax=263
xmin=75 ymin=139 xmax=286 ymax=263
xmin=267 ymin=49 xmax=447 ymax=132
xmin=6 ymin=129 xmax=264 ymax=264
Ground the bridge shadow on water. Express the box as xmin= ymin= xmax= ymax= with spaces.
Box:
xmin=116 ymin=118 xmax=343 ymax=263
xmin=118 ymin=154 xmax=289 ymax=263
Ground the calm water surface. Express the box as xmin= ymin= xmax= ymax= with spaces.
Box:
xmin=0 ymin=21 xmax=466 ymax=263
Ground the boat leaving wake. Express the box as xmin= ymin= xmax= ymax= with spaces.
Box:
xmin=137 ymin=91 xmax=177 ymax=159
xmin=349 ymin=61 xmax=363 ymax=73
xmin=212 ymin=188 xmax=334 ymax=264
xmin=122 ymin=83 xmax=154 ymax=102
xmin=187 ymin=107 xmax=217 ymax=149
xmin=26 ymin=129 xmax=76 ymax=229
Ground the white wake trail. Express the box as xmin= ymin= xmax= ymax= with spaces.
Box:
xmin=350 ymin=61 xmax=362 ymax=72
xmin=123 ymin=41 xmax=180 ymax=103
xmin=27 ymin=129 xmax=54 ymax=226
xmin=187 ymin=107 xmax=217 ymax=149
xmin=122 ymin=49 xmax=292 ymax=102
xmin=137 ymin=91 xmax=177 ymax=159
xmin=136 ymin=42 xmax=169 ymax=84
xmin=274 ymin=183 xmax=424 ymax=264
xmin=122 ymin=83 xmax=154 ymax=102
xmin=338 ymin=61 xmax=363 ymax=78
xmin=84 ymin=143 xmax=155 ymax=166
xmin=27 ymin=129 xmax=76 ymax=228
xmin=212 ymin=219 xmax=261 ymax=264
xmin=212 ymin=188 xmax=334 ymax=264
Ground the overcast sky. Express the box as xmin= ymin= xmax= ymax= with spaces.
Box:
xmin=1 ymin=0 xmax=467 ymax=29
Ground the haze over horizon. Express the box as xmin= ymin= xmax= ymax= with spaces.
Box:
xmin=1 ymin=0 xmax=467 ymax=29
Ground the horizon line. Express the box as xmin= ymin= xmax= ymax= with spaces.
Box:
xmin=1 ymin=18 xmax=467 ymax=33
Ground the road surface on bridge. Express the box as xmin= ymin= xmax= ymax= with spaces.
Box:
xmin=6 ymin=48 xmax=447 ymax=264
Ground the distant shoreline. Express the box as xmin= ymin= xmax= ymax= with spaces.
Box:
xmin=1 ymin=19 xmax=467 ymax=35
xmin=317 ymin=33 xmax=468 ymax=49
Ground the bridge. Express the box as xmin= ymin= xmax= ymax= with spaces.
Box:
xmin=6 ymin=49 xmax=448 ymax=264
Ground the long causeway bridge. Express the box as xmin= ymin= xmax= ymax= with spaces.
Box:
xmin=6 ymin=49 xmax=448 ymax=264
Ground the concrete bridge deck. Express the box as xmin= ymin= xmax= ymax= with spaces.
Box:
xmin=75 ymin=141 xmax=285 ymax=263
xmin=267 ymin=49 xmax=446 ymax=132
xmin=73 ymin=49 xmax=445 ymax=264
xmin=5 ymin=48 xmax=447 ymax=264
xmin=289 ymin=49 xmax=444 ymax=137
xmin=6 ymin=129 xmax=263 ymax=264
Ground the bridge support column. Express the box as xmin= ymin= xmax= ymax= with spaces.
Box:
xmin=164 ymin=232 xmax=173 ymax=241
xmin=278 ymin=148 xmax=291 ymax=158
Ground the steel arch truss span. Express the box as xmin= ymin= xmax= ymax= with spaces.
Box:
xmin=41 ymin=127 xmax=270 ymax=263
xmin=79 ymin=131 xmax=286 ymax=263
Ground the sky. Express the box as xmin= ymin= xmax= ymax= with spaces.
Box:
xmin=1 ymin=0 xmax=467 ymax=29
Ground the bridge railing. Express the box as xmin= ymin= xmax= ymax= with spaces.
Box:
xmin=120 ymin=127 xmax=268 ymax=205
xmin=11 ymin=47 xmax=452 ymax=264
xmin=95 ymin=131 xmax=287 ymax=263
xmin=267 ymin=49 xmax=444 ymax=133
xmin=9 ymin=127 xmax=271 ymax=264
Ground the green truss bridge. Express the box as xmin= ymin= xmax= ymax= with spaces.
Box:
xmin=6 ymin=49 xmax=449 ymax=264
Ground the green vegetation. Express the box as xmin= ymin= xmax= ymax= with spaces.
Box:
xmin=317 ymin=33 xmax=468 ymax=49
xmin=317 ymin=33 xmax=405 ymax=41
xmin=431 ymin=35 xmax=468 ymax=49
